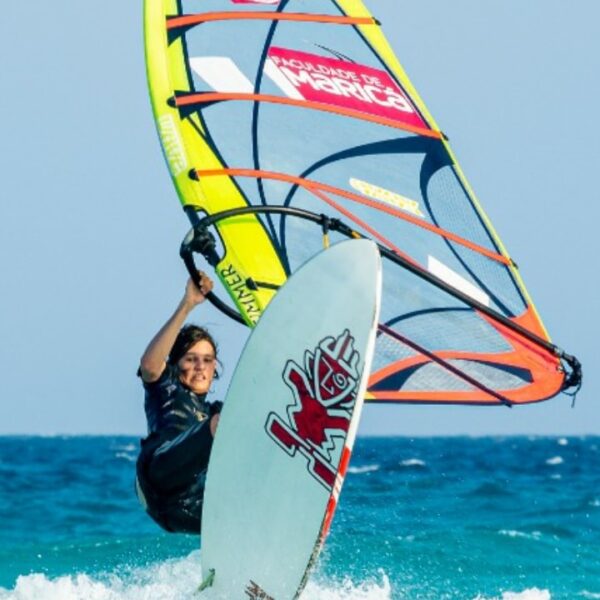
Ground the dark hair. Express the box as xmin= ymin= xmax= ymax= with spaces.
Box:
xmin=169 ymin=325 xmax=220 ymax=378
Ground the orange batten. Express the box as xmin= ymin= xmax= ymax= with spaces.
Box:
xmin=167 ymin=11 xmax=376 ymax=30
xmin=175 ymin=92 xmax=443 ymax=139
xmin=195 ymin=168 xmax=508 ymax=264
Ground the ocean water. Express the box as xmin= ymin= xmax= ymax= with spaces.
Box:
xmin=0 ymin=436 xmax=598 ymax=600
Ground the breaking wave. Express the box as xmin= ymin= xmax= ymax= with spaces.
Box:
xmin=0 ymin=552 xmax=392 ymax=600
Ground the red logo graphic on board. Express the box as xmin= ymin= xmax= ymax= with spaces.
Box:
xmin=265 ymin=329 xmax=360 ymax=491
xmin=245 ymin=580 xmax=274 ymax=599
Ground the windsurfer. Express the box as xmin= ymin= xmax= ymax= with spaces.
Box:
xmin=135 ymin=272 xmax=222 ymax=533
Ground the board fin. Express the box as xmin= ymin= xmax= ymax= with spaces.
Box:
xmin=197 ymin=568 xmax=215 ymax=593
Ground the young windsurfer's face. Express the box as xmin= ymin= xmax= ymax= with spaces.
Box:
xmin=177 ymin=340 xmax=217 ymax=394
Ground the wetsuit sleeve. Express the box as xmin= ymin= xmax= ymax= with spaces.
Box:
xmin=209 ymin=400 xmax=223 ymax=416
xmin=142 ymin=363 xmax=177 ymax=391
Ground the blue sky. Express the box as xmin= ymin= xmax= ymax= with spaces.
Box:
xmin=1 ymin=1 xmax=597 ymax=436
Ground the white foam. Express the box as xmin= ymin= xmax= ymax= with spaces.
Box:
xmin=557 ymin=438 xmax=569 ymax=446
xmin=473 ymin=588 xmax=551 ymax=600
xmin=546 ymin=456 xmax=564 ymax=465
xmin=347 ymin=464 xmax=380 ymax=474
xmin=501 ymin=590 xmax=551 ymax=600
xmin=498 ymin=530 xmax=542 ymax=541
xmin=111 ymin=443 xmax=137 ymax=452
xmin=0 ymin=553 xmax=392 ymax=600
xmin=400 ymin=458 xmax=426 ymax=467
xmin=302 ymin=571 xmax=391 ymax=599
xmin=114 ymin=452 xmax=136 ymax=462
xmin=0 ymin=553 xmax=203 ymax=600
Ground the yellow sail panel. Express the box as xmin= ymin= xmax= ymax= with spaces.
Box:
xmin=144 ymin=0 xmax=286 ymax=324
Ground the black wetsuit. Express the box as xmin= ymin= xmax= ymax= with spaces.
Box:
xmin=135 ymin=364 xmax=222 ymax=533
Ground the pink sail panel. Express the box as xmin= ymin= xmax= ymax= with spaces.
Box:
xmin=231 ymin=0 xmax=280 ymax=4
xmin=266 ymin=46 xmax=428 ymax=129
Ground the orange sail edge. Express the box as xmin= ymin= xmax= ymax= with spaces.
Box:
xmin=367 ymin=306 xmax=568 ymax=406
xmin=366 ymin=356 xmax=564 ymax=406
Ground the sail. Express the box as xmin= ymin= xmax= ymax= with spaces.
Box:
xmin=144 ymin=0 xmax=581 ymax=405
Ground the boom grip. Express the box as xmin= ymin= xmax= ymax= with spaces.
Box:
xmin=180 ymin=246 xmax=203 ymax=290
xmin=179 ymin=227 xmax=247 ymax=326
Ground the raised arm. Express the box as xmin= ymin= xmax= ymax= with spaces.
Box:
xmin=139 ymin=273 xmax=214 ymax=382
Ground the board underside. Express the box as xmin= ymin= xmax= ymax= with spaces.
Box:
xmin=200 ymin=239 xmax=382 ymax=599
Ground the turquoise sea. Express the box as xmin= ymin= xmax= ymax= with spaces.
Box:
xmin=0 ymin=436 xmax=598 ymax=599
